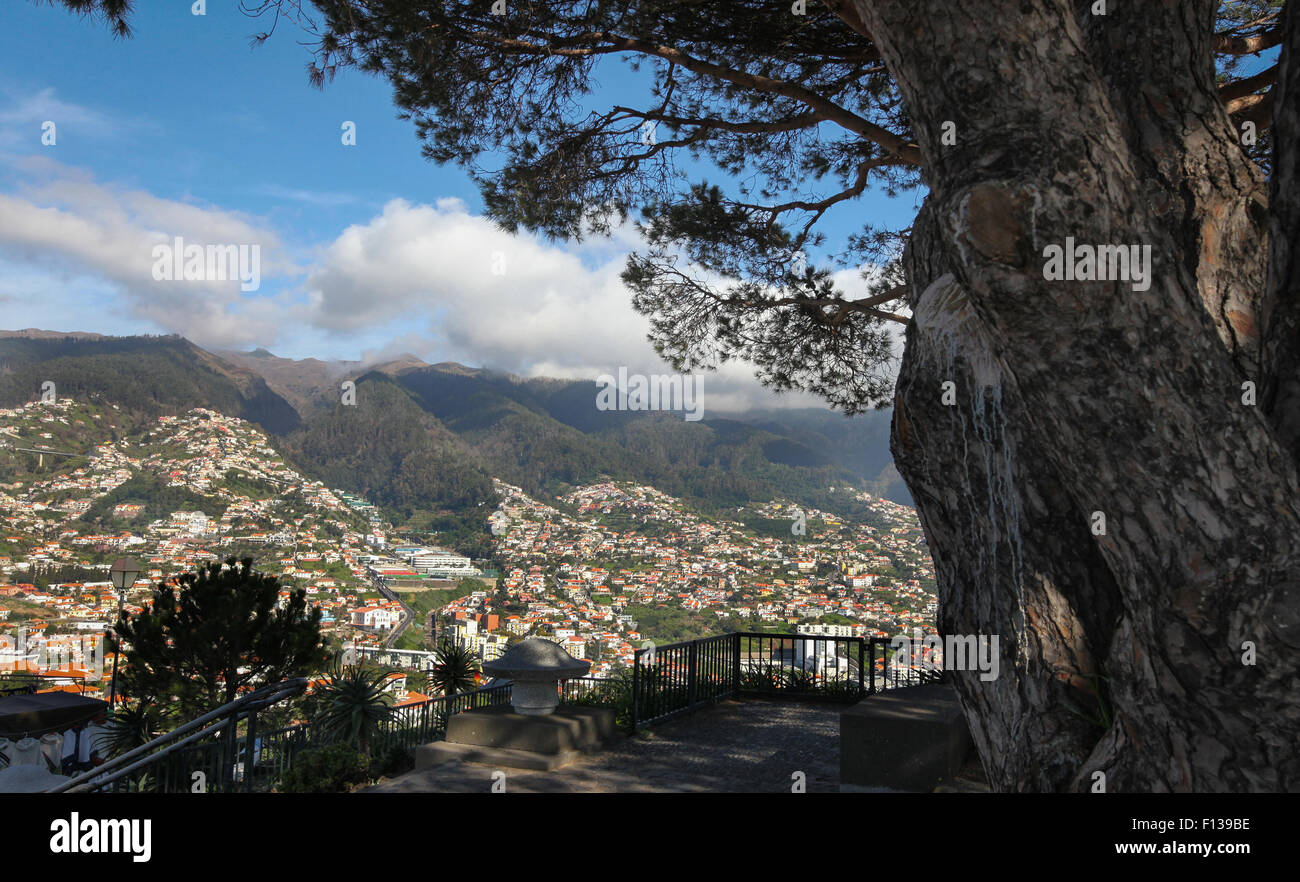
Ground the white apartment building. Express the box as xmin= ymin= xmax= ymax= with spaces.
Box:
xmin=352 ymin=606 xmax=400 ymax=630
xmin=405 ymin=547 xmax=479 ymax=578
xmin=796 ymin=622 xmax=865 ymax=638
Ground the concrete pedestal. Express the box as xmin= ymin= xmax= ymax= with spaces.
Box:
xmin=509 ymin=680 xmax=561 ymax=715
xmin=839 ymin=684 xmax=973 ymax=792
xmin=417 ymin=705 xmax=617 ymax=771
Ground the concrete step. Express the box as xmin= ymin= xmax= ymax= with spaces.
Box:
xmin=839 ymin=683 xmax=975 ymax=792
xmin=416 ymin=741 xmax=582 ymax=772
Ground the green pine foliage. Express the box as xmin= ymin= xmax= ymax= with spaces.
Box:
xmin=115 ymin=558 xmax=330 ymax=722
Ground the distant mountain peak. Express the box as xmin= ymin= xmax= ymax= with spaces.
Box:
xmin=0 ymin=328 xmax=111 ymax=341
xmin=368 ymin=353 xmax=431 ymax=375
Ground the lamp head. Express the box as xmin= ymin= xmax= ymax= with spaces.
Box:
xmin=109 ymin=558 xmax=141 ymax=591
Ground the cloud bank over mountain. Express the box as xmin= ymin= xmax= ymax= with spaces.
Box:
xmin=0 ymin=160 xmax=896 ymax=411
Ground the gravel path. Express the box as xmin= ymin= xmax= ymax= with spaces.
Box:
xmin=364 ymin=698 xmax=843 ymax=793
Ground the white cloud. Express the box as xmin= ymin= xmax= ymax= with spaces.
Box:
xmin=0 ymin=84 xmax=155 ymax=150
xmin=301 ymin=198 xmax=661 ymax=377
xmin=0 ymin=156 xmax=296 ymax=347
xmin=299 ymin=197 xmax=878 ymax=413
xmin=0 ymin=160 xmax=889 ymax=411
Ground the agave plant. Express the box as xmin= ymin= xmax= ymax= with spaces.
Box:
xmin=102 ymin=701 xmax=161 ymax=759
xmin=429 ymin=641 xmax=480 ymax=698
xmin=313 ymin=665 xmax=397 ymax=757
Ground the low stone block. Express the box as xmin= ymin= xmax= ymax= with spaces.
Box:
xmin=416 ymin=705 xmax=617 ymax=770
xmin=415 ymin=741 xmax=582 ymax=772
xmin=839 ymin=684 xmax=973 ymax=792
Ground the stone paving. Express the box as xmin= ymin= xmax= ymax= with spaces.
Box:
xmin=363 ymin=698 xmax=845 ymax=793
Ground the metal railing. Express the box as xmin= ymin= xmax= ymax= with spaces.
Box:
xmin=631 ymin=633 xmax=736 ymax=728
xmin=40 ymin=632 xmax=947 ymax=787
xmin=560 ymin=676 xmax=618 ymax=702
xmin=50 ymin=677 xmax=309 ymax=794
xmin=374 ymin=682 xmax=512 ymax=752
xmin=630 ymin=632 xmax=944 ymax=729
xmin=48 ymin=679 xmax=513 ymax=793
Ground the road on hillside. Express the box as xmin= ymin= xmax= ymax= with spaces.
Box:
xmin=370 ymin=576 xmax=417 ymax=649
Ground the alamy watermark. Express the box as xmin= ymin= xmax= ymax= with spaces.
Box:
xmin=151 ymin=235 xmax=261 ymax=292
xmin=49 ymin=813 xmax=150 ymax=863
xmin=1041 ymin=237 xmax=1152 ymax=292
xmin=890 ymin=628 xmax=1000 ymax=682
xmin=595 ymin=368 xmax=704 ymax=421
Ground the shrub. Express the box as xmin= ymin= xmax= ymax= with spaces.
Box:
xmin=787 ymin=668 xmax=817 ymax=692
xmin=370 ymin=744 xmax=415 ymax=779
xmin=564 ymin=676 xmax=635 ymax=732
xmin=821 ymin=677 xmax=866 ymax=699
xmin=277 ymin=743 xmax=371 ymax=793
xmin=740 ymin=666 xmax=785 ymax=691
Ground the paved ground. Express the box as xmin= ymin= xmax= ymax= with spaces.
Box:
xmin=364 ymin=698 xmax=845 ymax=793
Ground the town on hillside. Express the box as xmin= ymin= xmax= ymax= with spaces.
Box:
xmin=0 ymin=398 xmax=937 ymax=699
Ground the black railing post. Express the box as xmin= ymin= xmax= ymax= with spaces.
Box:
xmin=687 ymin=640 xmax=698 ymax=708
xmin=243 ymin=710 xmax=259 ymax=793
xmin=631 ymin=647 xmax=641 ymax=730
xmin=732 ymin=633 xmax=741 ymax=696
xmin=869 ymin=638 xmax=878 ymax=695
xmin=220 ymin=714 xmax=239 ymax=793
xmin=857 ymin=637 xmax=865 ymax=696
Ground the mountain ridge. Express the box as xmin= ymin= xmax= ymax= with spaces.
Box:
xmin=1 ymin=332 xmax=911 ymax=527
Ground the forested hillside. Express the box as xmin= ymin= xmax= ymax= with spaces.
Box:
xmin=282 ymin=372 xmax=497 ymax=520
xmin=2 ymin=332 xmax=910 ymax=554
xmin=0 ymin=334 xmax=300 ymax=434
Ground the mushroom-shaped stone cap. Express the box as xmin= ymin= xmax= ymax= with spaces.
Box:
xmin=482 ymin=638 xmax=590 ymax=681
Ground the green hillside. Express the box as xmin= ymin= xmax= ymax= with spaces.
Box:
xmin=1 ymin=334 xmax=913 ymax=545
xmin=0 ymin=334 xmax=300 ymax=434
xmin=283 ymin=372 xmax=497 ymax=521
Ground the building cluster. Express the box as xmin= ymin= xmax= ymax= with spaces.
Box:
xmin=0 ymin=401 xmax=437 ymax=688
xmin=1 ymin=399 xmax=940 ymax=694
xmin=360 ymin=545 xmax=480 ymax=585
xmin=454 ymin=479 xmax=937 ymax=678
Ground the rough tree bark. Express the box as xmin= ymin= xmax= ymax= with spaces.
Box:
xmin=857 ymin=0 xmax=1300 ymax=791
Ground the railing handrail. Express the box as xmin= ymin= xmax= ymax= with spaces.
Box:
xmin=630 ymin=630 xmax=943 ymax=729
xmin=47 ymin=677 xmax=308 ymax=793
xmin=44 ymin=678 xmax=515 ymax=793
xmin=397 ymin=681 xmax=510 ymax=709
xmin=633 ymin=631 xmax=737 ymax=657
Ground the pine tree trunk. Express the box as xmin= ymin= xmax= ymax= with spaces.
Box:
xmin=856 ymin=0 xmax=1300 ymax=791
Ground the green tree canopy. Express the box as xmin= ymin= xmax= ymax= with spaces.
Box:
xmin=116 ymin=558 xmax=330 ymax=721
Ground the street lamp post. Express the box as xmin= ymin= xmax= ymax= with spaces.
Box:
xmin=107 ymin=558 xmax=141 ymax=710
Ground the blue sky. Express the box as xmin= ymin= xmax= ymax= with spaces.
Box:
xmin=0 ymin=3 xmax=911 ymax=410
xmin=0 ymin=3 xmax=1279 ymax=413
